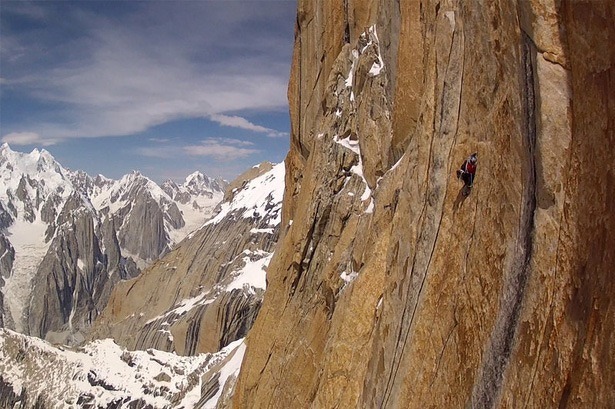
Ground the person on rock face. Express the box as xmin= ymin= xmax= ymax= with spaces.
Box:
xmin=457 ymin=152 xmax=477 ymax=188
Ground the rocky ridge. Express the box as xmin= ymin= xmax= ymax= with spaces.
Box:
xmin=230 ymin=1 xmax=614 ymax=408
xmin=89 ymin=161 xmax=284 ymax=356
xmin=0 ymin=328 xmax=245 ymax=409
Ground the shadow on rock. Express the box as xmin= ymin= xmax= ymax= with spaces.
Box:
xmin=453 ymin=186 xmax=470 ymax=212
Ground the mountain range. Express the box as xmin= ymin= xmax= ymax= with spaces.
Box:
xmin=0 ymin=146 xmax=284 ymax=408
xmin=0 ymin=143 xmax=226 ymax=343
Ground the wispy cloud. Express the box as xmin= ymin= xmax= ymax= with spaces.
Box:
xmin=1 ymin=132 xmax=57 ymax=146
xmin=183 ymin=138 xmax=260 ymax=160
xmin=1 ymin=2 xmax=294 ymax=144
xmin=137 ymin=138 xmax=260 ymax=161
xmin=209 ymin=114 xmax=288 ymax=138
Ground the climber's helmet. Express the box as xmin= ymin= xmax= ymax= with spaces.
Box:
xmin=470 ymin=153 xmax=477 ymax=164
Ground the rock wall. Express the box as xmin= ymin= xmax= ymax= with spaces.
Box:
xmin=0 ymin=234 xmax=14 ymax=328
xmin=231 ymin=0 xmax=614 ymax=408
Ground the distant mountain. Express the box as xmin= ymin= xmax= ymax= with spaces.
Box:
xmin=0 ymin=143 xmax=226 ymax=343
xmin=0 ymin=160 xmax=285 ymax=408
xmin=90 ymin=161 xmax=284 ymax=355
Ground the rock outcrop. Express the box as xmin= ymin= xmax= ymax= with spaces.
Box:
xmin=231 ymin=1 xmax=614 ymax=408
xmin=90 ymin=162 xmax=284 ymax=356
xmin=27 ymin=191 xmax=139 ymax=342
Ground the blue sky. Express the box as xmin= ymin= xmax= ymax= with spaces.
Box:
xmin=0 ymin=0 xmax=296 ymax=182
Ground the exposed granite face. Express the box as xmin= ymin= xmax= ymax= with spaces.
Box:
xmin=27 ymin=192 xmax=138 ymax=343
xmin=107 ymin=173 xmax=184 ymax=262
xmin=230 ymin=1 xmax=614 ymax=408
xmin=0 ymin=203 xmax=15 ymax=329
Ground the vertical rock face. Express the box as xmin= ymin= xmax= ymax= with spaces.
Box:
xmin=231 ymin=1 xmax=614 ymax=408
xmin=27 ymin=192 xmax=139 ymax=342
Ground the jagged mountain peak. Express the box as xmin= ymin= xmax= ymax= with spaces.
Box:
xmin=185 ymin=170 xmax=206 ymax=183
xmin=93 ymin=174 xmax=114 ymax=190
xmin=0 ymin=145 xmax=228 ymax=342
xmin=0 ymin=143 xmax=66 ymax=183
xmin=115 ymin=171 xmax=167 ymax=199
xmin=163 ymin=171 xmax=227 ymax=195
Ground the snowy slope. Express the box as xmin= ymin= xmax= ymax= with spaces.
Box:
xmin=0 ymin=144 xmax=73 ymax=332
xmin=0 ymin=328 xmax=245 ymax=408
xmin=203 ymin=162 xmax=284 ymax=293
xmin=205 ymin=161 xmax=284 ymax=228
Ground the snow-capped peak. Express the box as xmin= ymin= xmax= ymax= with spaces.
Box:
xmin=186 ymin=170 xmax=206 ymax=184
xmin=0 ymin=143 xmax=71 ymax=205
xmin=1 ymin=144 xmax=61 ymax=180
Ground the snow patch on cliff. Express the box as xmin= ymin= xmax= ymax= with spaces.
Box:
xmin=334 ymin=134 xmax=373 ymax=212
xmin=365 ymin=25 xmax=384 ymax=76
xmin=226 ymin=250 xmax=273 ymax=292
xmin=205 ymin=162 xmax=284 ymax=227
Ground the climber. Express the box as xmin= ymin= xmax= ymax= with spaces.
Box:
xmin=456 ymin=152 xmax=477 ymax=190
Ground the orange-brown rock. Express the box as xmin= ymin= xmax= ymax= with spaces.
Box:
xmin=230 ymin=1 xmax=614 ymax=408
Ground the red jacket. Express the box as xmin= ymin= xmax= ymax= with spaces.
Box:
xmin=463 ymin=160 xmax=477 ymax=174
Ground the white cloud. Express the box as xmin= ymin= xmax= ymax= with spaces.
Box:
xmin=1 ymin=132 xmax=57 ymax=146
xmin=1 ymin=2 xmax=294 ymax=142
xmin=137 ymin=138 xmax=259 ymax=161
xmin=183 ymin=138 xmax=260 ymax=160
xmin=209 ymin=114 xmax=288 ymax=138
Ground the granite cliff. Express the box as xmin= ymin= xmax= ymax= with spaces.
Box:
xmin=231 ymin=1 xmax=614 ymax=408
